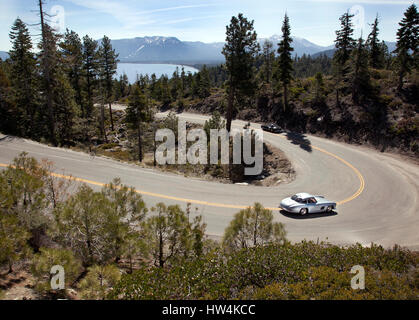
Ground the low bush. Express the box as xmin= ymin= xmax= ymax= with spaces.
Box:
xmin=109 ymin=242 xmax=418 ymax=300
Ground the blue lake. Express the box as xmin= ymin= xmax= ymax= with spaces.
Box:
xmin=116 ymin=63 xmax=199 ymax=83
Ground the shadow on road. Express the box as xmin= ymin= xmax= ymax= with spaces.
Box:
xmin=285 ymin=132 xmax=312 ymax=152
xmin=0 ymin=135 xmax=20 ymax=144
xmin=279 ymin=210 xmax=338 ymax=220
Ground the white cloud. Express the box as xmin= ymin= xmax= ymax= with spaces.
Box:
xmin=137 ymin=4 xmax=217 ymax=14
xmin=64 ymin=0 xmax=218 ymax=30
xmin=163 ymin=15 xmax=223 ymax=25
xmin=64 ymin=0 xmax=156 ymax=28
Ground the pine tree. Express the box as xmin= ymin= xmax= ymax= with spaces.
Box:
xmin=0 ymin=65 xmax=16 ymax=133
xmin=260 ymin=40 xmax=275 ymax=85
xmin=379 ymin=41 xmax=391 ymax=70
xmin=333 ymin=11 xmax=356 ymax=106
xmin=52 ymin=70 xmax=78 ymax=144
xmin=180 ymin=67 xmax=186 ymax=97
xmin=31 ymin=248 xmax=82 ymax=295
xmin=140 ymin=203 xmax=206 ymax=268
xmin=149 ymin=73 xmax=158 ymax=100
xmin=367 ymin=15 xmax=382 ymax=69
xmin=222 ymin=13 xmax=259 ymax=132
xmin=98 ymin=36 xmax=119 ymax=131
xmin=395 ymin=4 xmax=419 ymax=90
xmin=160 ymin=75 xmax=171 ymax=105
xmin=314 ymin=72 xmax=325 ymax=103
xmin=38 ymin=24 xmax=76 ymax=145
xmin=126 ymin=86 xmax=151 ymax=162
xmin=82 ymin=35 xmax=99 ymax=118
xmin=222 ymin=203 xmax=286 ymax=251
xmin=276 ymin=14 xmax=294 ymax=112
xmin=351 ymin=37 xmax=371 ymax=103
xmin=334 ymin=12 xmax=356 ymax=66
xmin=191 ymin=72 xmax=200 ymax=98
xmin=198 ymin=65 xmax=211 ymax=98
xmin=38 ymin=0 xmax=57 ymax=145
xmin=118 ymin=74 xmax=129 ymax=98
xmin=0 ymin=214 xmax=31 ymax=273
xmin=61 ymin=29 xmax=84 ymax=116
xmin=79 ymin=264 xmax=121 ymax=299
xmin=170 ymin=67 xmax=181 ymax=101
xmin=9 ymin=18 xmax=39 ymax=137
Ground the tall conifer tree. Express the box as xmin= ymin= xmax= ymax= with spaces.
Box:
xmin=276 ymin=14 xmax=294 ymax=111
xmin=395 ymin=4 xmax=418 ymax=90
xmin=9 ymin=18 xmax=38 ymax=136
xmin=99 ymin=36 xmax=119 ymax=131
xmin=367 ymin=15 xmax=382 ymax=69
xmin=333 ymin=11 xmax=356 ymax=106
xmin=222 ymin=13 xmax=259 ymax=132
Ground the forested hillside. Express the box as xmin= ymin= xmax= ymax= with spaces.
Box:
xmin=1 ymin=5 xmax=417 ymax=156
xmin=0 ymin=1 xmax=418 ymax=300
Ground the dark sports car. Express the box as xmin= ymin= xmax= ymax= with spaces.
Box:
xmin=261 ymin=123 xmax=282 ymax=133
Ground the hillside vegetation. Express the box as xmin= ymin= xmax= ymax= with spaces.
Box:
xmin=181 ymin=70 xmax=418 ymax=156
xmin=0 ymin=154 xmax=418 ymax=300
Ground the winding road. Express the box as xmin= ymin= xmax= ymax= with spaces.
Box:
xmin=1 ymin=112 xmax=418 ymax=249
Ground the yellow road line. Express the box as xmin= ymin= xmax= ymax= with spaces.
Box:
xmin=0 ymin=137 xmax=365 ymax=211
xmin=272 ymin=133 xmax=365 ymax=206
xmin=312 ymin=145 xmax=365 ymax=205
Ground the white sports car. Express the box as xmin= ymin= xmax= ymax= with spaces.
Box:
xmin=280 ymin=193 xmax=337 ymax=216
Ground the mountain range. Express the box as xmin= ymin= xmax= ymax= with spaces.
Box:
xmin=110 ymin=35 xmax=336 ymax=64
xmin=110 ymin=36 xmax=224 ymax=64
xmin=0 ymin=37 xmax=397 ymax=65
xmin=260 ymin=35 xmax=335 ymax=57
xmin=313 ymin=41 xmax=397 ymax=58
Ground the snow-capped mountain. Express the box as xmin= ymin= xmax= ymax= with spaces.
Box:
xmin=110 ymin=35 xmax=336 ymax=64
xmin=259 ymin=35 xmax=334 ymax=57
xmin=110 ymin=36 xmax=224 ymax=64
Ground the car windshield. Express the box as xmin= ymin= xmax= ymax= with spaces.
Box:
xmin=291 ymin=195 xmax=304 ymax=203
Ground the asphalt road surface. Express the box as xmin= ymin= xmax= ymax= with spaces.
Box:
xmin=1 ymin=112 xmax=418 ymax=249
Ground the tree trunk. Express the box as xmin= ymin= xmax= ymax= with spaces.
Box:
xmin=283 ymin=84 xmax=288 ymax=113
xmin=398 ymin=71 xmax=404 ymax=91
xmin=159 ymin=229 xmax=164 ymax=268
xmin=100 ymin=103 xmax=106 ymax=143
xmin=138 ymin=123 xmax=143 ymax=162
xmin=153 ymin=124 xmax=157 ymax=167
xmin=109 ymin=102 xmax=114 ymax=131
xmin=253 ymin=213 xmax=259 ymax=247
xmin=226 ymin=87 xmax=234 ymax=132
xmin=39 ymin=0 xmax=57 ymax=146
xmin=336 ymin=88 xmax=340 ymax=107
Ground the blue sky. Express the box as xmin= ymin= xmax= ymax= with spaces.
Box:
xmin=0 ymin=0 xmax=417 ymax=51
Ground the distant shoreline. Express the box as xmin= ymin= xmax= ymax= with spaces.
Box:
xmin=117 ymin=61 xmax=224 ymax=70
xmin=116 ymin=63 xmax=201 ymax=83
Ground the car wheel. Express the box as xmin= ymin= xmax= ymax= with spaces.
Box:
xmin=326 ymin=206 xmax=333 ymax=213
xmin=300 ymin=208 xmax=308 ymax=216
